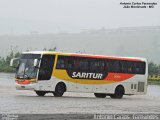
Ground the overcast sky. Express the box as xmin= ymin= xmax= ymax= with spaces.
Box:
xmin=0 ymin=0 xmax=160 ymax=34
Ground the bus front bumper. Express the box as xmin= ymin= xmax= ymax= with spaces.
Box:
xmin=15 ymin=83 xmax=37 ymax=90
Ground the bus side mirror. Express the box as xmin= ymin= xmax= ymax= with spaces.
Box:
xmin=34 ymin=59 xmax=38 ymax=67
xmin=10 ymin=58 xmax=19 ymax=68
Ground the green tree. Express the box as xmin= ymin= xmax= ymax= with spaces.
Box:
xmin=148 ymin=61 xmax=159 ymax=75
xmin=48 ymin=47 xmax=57 ymax=51
xmin=0 ymin=50 xmax=21 ymax=72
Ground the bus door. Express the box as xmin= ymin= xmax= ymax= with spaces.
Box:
xmin=38 ymin=54 xmax=55 ymax=91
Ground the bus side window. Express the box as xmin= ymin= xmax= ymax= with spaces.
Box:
xmin=73 ymin=59 xmax=81 ymax=70
xmin=89 ymin=59 xmax=105 ymax=72
xmin=90 ymin=59 xmax=98 ymax=72
xmin=105 ymin=60 xmax=112 ymax=72
xmin=133 ymin=62 xmax=146 ymax=74
xmin=121 ymin=61 xmax=127 ymax=73
xmin=56 ymin=56 xmax=74 ymax=70
xmin=80 ymin=58 xmax=89 ymax=71
xmin=67 ymin=57 xmax=73 ymax=70
xmin=127 ymin=61 xmax=133 ymax=73
xmin=140 ymin=62 xmax=146 ymax=74
xmin=56 ymin=56 xmax=65 ymax=69
xmin=99 ymin=60 xmax=105 ymax=71
xmin=121 ymin=61 xmax=133 ymax=74
xmin=72 ymin=57 xmax=89 ymax=72
xmin=136 ymin=62 xmax=145 ymax=74
xmin=112 ymin=60 xmax=121 ymax=73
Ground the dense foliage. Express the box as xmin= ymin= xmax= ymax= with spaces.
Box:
xmin=148 ymin=62 xmax=160 ymax=75
xmin=0 ymin=51 xmax=21 ymax=72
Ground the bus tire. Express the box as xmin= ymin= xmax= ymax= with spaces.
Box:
xmin=110 ymin=85 xmax=124 ymax=99
xmin=35 ymin=91 xmax=46 ymax=96
xmin=94 ymin=93 xmax=107 ymax=98
xmin=54 ymin=82 xmax=66 ymax=97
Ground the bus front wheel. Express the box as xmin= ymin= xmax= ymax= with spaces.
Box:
xmin=53 ymin=83 xmax=66 ymax=97
xmin=110 ymin=85 xmax=124 ymax=99
xmin=94 ymin=93 xmax=107 ymax=98
xmin=35 ymin=91 xmax=46 ymax=96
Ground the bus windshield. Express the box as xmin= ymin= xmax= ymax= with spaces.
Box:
xmin=16 ymin=54 xmax=41 ymax=79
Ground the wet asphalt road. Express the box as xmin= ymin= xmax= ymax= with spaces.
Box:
xmin=0 ymin=73 xmax=160 ymax=114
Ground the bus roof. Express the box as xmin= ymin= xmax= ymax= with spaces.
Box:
xmin=22 ymin=51 xmax=147 ymax=62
